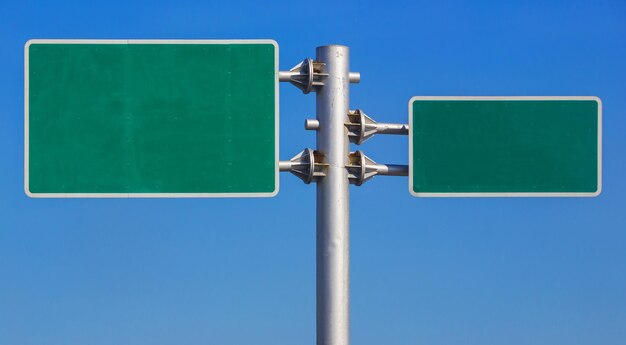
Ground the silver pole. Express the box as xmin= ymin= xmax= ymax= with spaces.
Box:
xmin=316 ymin=45 xmax=351 ymax=345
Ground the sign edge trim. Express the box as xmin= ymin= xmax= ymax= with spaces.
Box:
xmin=407 ymin=96 xmax=602 ymax=198
xmin=24 ymin=39 xmax=280 ymax=198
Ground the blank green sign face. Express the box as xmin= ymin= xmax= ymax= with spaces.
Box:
xmin=26 ymin=40 xmax=278 ymax=197
xmin=409 ymin=97 xmax=601 ymax=197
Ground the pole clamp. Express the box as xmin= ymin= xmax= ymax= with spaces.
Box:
xmin=280 ymin=59 xmax=360 ymax=93
xmin=346 ymin=109 xmax=409 ymax=145
xmin=346 ymin=151 xmax=379 ymax=186
xmin=279 ymin=148 xmax=327 ymax=184
xmin=279 ymin=58 xmax=328 ymax=94
xmin=346 ymin=151 xmax=408 ymax=186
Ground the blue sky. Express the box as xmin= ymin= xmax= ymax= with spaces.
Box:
xmin=1 ymin=1 xmax=625 ymax=344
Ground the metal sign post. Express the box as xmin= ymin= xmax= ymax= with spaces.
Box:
xmin=280 ymin=45 xmax=406 ymax=345
xmin=280 ymin=44 xmax=356 ymax=345
xmin=315 ymin=45 xmax=351 ymax=345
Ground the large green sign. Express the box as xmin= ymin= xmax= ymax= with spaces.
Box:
xmin=409 ymin=97 xmax=601 ymax=197
xmin=25 ymin=40 xmax=278 ymax=197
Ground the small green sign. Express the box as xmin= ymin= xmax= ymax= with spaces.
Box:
xmin=409 ymin=97 xmax=601 ymax=197
xmin=25 ymin=40 xmax=278 ymax=198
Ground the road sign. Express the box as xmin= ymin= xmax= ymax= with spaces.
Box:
xmin=25 ymin=39 xmax=279 ymax=197
xmin=409 ymin=96 xmax=602 ymax=197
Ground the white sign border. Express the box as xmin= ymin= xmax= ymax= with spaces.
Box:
xmin=25 ymin=39 xmax=280 ymax=198
xmin=408 ymin=96 xmax=602 ymax=198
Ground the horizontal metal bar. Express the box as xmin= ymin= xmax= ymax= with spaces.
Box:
xmin=279 ymin=161 xmax=293 ymax=171
xmin=281 ymin=71 xmax=358 ymax=84
xmin=372 ymin=164 xmax=408 ymax=176
xmin=373 ymin=123 xmax=409 ymax=135
xmin=349 ymin=72 xmax=360 ymax=83
xmin=278 ymin=71 xmax=298 ymax=82
xmin=286 ymin=160 xmax=407 ymax=176
xmin=305 ymin=119 xmax=320 ymax=130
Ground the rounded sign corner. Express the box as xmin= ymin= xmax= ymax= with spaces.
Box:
xmin=267 ymin=187 xmax=279 ymax=198
xmin=24 ymin=186 xmax=37 ymax=198
xmin=265 ymin=39 xmax=279 ymax=50
xmin=590 ymin=185 xmax=602 ymax=197
xmin=590 ymin=96 xmax=602 ymax=107
xmin=408 ymin=96 xmax=421 ymax=106
xmin=25 ymin=39 xmax=36 ymax=50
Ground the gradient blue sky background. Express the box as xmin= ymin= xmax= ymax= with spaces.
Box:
xmin=1 ymin=1 xmax=625 ymax=344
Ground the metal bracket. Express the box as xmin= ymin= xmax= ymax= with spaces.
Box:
xmin=346 ymin=109 xmax=409 ymax=145
xmin=279 ymin=58 xmax=328 ymax=94
xmin=346 ymin=151 xmax=378 ymax=186
xmin=279 ymin=148 xmax=327 ymax=184
xmin=346 ymin=151 xmax=408 ymax=186
xmin=280 ymin=58 xmax=360 ymax=94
